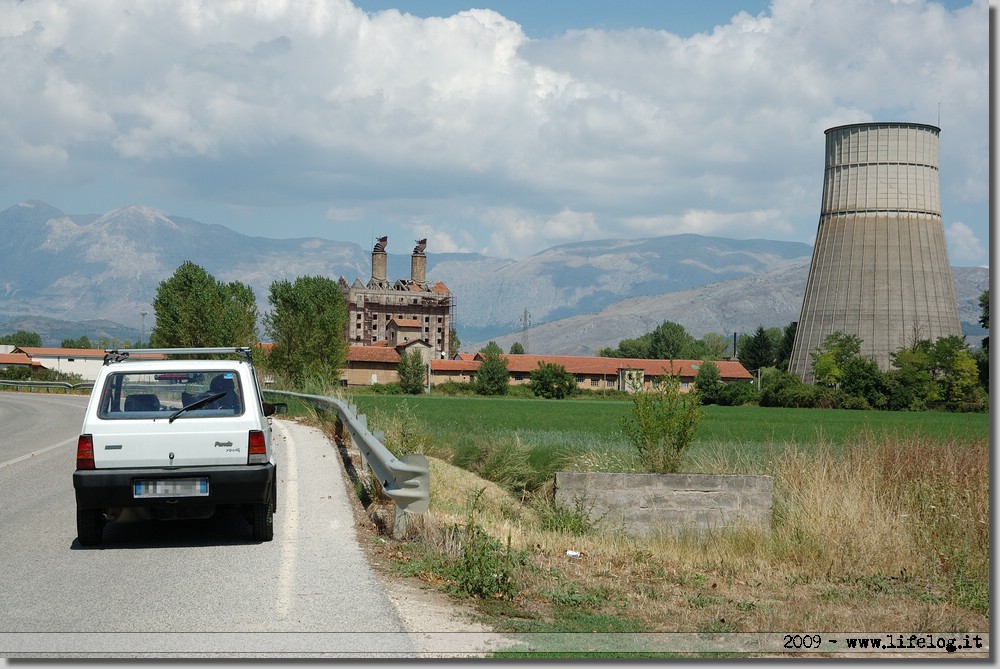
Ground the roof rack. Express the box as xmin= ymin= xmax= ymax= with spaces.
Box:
xmin=103 ymin=347 xmax=253 ymax=365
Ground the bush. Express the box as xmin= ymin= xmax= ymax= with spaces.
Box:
xmin=717 ymin=380 xmax=757 ymax=406
xmin=529 ymin=361 xmax=577 ymax=399
xmin=620 ymin=376 xmax=704 ymax=473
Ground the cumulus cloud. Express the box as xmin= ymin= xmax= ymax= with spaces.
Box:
xmin=0 ymin=0 xmax=988 ymax=264
xmin=945 ymin=221 xmax=985 ymax=264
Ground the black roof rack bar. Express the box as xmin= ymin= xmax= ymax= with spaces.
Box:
xmin=103 ymin=347 xmax=254 ymax=365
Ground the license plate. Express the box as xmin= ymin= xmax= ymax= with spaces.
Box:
xmin=133 ymin=478 xmax=209 ymax=498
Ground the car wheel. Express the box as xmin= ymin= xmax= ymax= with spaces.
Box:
xmin=76 ymin=508 xmax=105 ymax=547
xmin=251 ymin=497 xmax=274 ymax=542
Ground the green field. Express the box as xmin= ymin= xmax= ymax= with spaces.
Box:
xmin=349 ymin=394 xmax=989 ymax=447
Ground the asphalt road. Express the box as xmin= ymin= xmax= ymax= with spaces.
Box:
xmin=0 ymin=392 xmax=418 ymax=659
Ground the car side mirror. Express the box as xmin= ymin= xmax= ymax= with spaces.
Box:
xmin=263 ymin=402 xmax=287 ymax=417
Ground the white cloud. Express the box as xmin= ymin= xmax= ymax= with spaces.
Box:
xmin=0 ymin=0 xmax=988 ymax=265
xmin=945 ymin=221 xmax=985 ymax=264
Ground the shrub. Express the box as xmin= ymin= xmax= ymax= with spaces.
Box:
xmin=620 ymin=375 xmax=704 ymax=473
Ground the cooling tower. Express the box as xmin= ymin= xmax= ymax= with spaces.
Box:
xmin=787 ymin=122 xmax=962 ymax=382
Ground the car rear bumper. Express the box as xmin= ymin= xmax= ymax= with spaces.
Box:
xmin=73 ymin=464 xmax=275 ymax=510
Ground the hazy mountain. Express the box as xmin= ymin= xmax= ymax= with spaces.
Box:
xmin=0 ymin=201 xmax=988 ymax=351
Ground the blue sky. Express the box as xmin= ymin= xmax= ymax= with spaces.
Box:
xmin=0 ymin=0 xmax=989 ymax=266
xmin=353 ymin=1 xmax=776 ymax=37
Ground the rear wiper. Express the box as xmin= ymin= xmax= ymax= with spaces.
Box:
xmin=168 ymin=392 xmax=226 ymax=423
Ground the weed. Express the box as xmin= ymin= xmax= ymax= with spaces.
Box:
xmin=445 ymin=489 xmax=528 ymax=600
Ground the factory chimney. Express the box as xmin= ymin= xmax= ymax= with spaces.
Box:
xmin=371 ymin=235 xmax=388 ymax=284
xmin=411 ymin=238 xmax=427 ymax=285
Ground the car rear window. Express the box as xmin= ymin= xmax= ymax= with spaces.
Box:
xmin=96 ymin=370 xmax=244 ymax=419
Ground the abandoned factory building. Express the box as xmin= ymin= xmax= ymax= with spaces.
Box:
xmin=338 ymin=237 xmax=455 ymax=361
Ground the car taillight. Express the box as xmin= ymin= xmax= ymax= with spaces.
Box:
xmin=76 ymin=434 xmax=95 ymax=470
xmin=247 ymin=430 xmax=268 ymax=464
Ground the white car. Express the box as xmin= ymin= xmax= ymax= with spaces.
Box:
xmin=73 ymin=347 xmax=286 ymax=546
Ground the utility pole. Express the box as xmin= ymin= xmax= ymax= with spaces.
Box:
xmin=140 ymin=310 xmax=148 ymax=347
xmin=521 ymin=309 xmax=531 ymax=352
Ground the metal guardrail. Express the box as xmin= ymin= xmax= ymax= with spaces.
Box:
xmin=0 ymin=380 xmax=93 ymax=392
xmin=265 ymin=390 xmax=430 ymax=535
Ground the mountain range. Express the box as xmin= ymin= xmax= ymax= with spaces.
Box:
xmin=0 ymin=201 xmax=988 ymax=352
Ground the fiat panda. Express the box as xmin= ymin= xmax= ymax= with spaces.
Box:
xmin=72 ymin=347 xmax=286 ymax=546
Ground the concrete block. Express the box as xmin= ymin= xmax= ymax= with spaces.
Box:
xmin=553 ymin=471 xmax=773 ymax=539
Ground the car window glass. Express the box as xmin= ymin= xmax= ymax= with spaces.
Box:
xmin=97 ymin=370 xmax=244 ymax=419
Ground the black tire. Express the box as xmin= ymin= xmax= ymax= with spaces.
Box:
xmin=251 ymin=497 xmax=274 ymax=542
xmin=76 ymin=508 xmax=104 ymax=547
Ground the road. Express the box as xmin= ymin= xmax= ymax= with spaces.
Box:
xmin=0 ymin=392 xmax=421 ymax=658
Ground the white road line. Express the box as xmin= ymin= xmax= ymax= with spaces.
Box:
xmin=0 ymin=437 xmax=77 ymax=469
xmin=275 ymin=420 xmax=299 ymax=621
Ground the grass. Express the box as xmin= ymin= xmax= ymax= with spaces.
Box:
xmin=351 ymin=394 xmax=989 ymax=447
xmin=327 ymin=393 xmax=990 ymax=658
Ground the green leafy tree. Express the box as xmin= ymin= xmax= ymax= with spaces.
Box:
xmin=509 ymin=342 xmax=525 ymax=354
xmin=479 ymin=341 xmax=503 ymax=356
xmin=61 ymin=335 xmax=93 ymax=349
xmin=474 ymin=347 xmax=508 ymax=396
xmin=649 ymin=321 xmax=696 ymax=360
xmin=695 ymin=332 xmax=730 ymax=361
xmin=976 ymin=290 xmax=989 ymax=387
xmin=809 ymin=331 xmax=863 ymax=387
xmin=0 ymin=330 xmax=42 ymax=347
xmin=930 ymin=335 xmax=981 ymax=405
xmin=840 ymin=356 xmax=889 ymax=409
xmin=693 ymin=360 xmax=722 ymax=404
xmin=397 ymin=350 xmax=427 ymax=395
xmin=529 ymin=361 xmax=577 ymax=399
xmin=620 ymin=370 xmax=703 ymax=473
xmin=449 ymin=327 xmax=461 ymax=358
xmin=887 ymin=342 xmax=938 ymax=410
xmin=263 ymin=275 xmax=348 ymax=389
xmin=150 ymin=261 xmax=259 ymax=348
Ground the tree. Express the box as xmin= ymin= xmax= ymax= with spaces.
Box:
xmin=887 ymin=342 xmax=938 ymax=410
xmin=0 ymin=330 xmax=42 ymax=347
xmin=509 ymin=342 xmax=525 ymax=354
xmin=480 ymin=341 xmax=503 ymax=356
xmin=776 ymin=321 xmax=797 ymax=371
xmin=150 ymin=261 xmax=259 ymax=348
xmin=529 ymin=361 xmax=576 ymax=399
xmin=448 ymin=327 xmax=461 ymax=358
xmin=976 ymin=289 xmax=989 ymax=387
xmin=397 ymin=350 xmax=426 ymax=395
xmin=61 ymin=335 xmax=93 ymax=349
xmin=474 ymin=347 xmax=508 ymax=396
xmin=739 ymin=326 xmax=777 ymax=373
xmin=930 ymin=335 xmax=981 ymax=405
xmin=263 ymin=275 xmax=348 ymax=389
xmin=649 ymin=321 xmax=696 ymax=360
xmin=695 ymin=332 xmax=731 ymax=361
xmin=809 ymin=331 xmax=863 ymax=387
xmin=840 ymin=356 xmax=889 ymax=409
xmin=620 ymin=371 xmax=704 ymax=473
xmin=693 ymin=360 xmax=722 ymax=404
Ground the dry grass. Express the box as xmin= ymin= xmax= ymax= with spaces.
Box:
xmin=378 ymin=430 xmax=989 ymax=637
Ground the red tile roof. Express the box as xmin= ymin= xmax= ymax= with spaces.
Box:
xmin=16 ymin=347 xmax=107 ymax=357
xmin=507 ymin=354 xmax=751 ymax=379
xmin=0 ymin=352 xmax=38 ymax=366
xmin=347 ymin=346 xmax=400 ymax=363
xmin=430 ymin=354 xmax=751 ymax=380
xmin=390 ymin=318 xmax=422 ymax=328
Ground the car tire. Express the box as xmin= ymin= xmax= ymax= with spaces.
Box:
xmin=77 ymin=508 xmax=105 ymax=547
xmin=251 ymin=496 xmax=274 ymax=542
